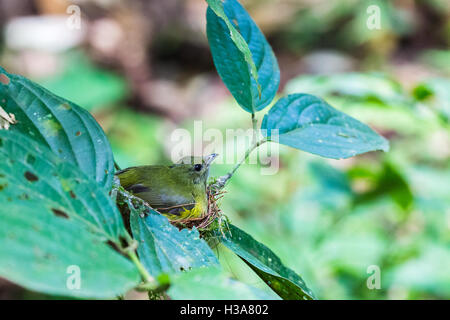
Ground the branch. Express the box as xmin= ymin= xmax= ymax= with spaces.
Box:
xmin=127 ymin=251 xmax=158 ymax=287
xmin=212 ymin=137 xmax=266 ymax=190
xmin=251 ymin=112 xmax=257 ymax=145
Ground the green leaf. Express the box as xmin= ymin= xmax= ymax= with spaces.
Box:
xmin=217 ymin=224 xmax=315 ymax=300
xmin=206 ymin=0 xmax=280 ymax=113
xmin=168 ymin=267 xmax=280 ymax=300
xmin=0 ymin=66 xmax=114 ymax=189
xmin=130 ymin=210 xmax=220 ymax=277
xmin=0 ymin=130 xmax=127 ymax=243
xmin=261 ymin=94 xmax=389 ymax=159
xmin=0 ymin=201 xmax=140 ymax=298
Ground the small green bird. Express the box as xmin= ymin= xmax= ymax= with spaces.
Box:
xmin=116 ymin=154 xmax=218 ymax=220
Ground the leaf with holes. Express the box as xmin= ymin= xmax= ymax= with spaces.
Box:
xmin=0 ymin=130 xmax=127 ymax=243
xmin=206 ymin=0 xmax=280 ymax=113
xmin=0 ymin=201 xmax=140 ymax=298
xmin=261 ymin=94 xmax=389 ymax=159
xmin=168 ymin=267 xmax=280 ymax=300
xmin=217 ymin=224 xmax=315 ymax=300
xmin=130 ymin=209 xmax=220 ymax=277
xmin=0 ymin=66 xmax=114 ymax=189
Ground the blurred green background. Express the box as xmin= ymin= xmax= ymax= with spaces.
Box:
xmin=0 ymin=0 xmax=449 ymax=299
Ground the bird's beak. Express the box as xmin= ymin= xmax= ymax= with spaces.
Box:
xmin=204 ymin=153 xmax=218 ymax=166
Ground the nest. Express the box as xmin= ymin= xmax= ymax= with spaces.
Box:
xmin=170 ymin=186 xmax=226 ymax=231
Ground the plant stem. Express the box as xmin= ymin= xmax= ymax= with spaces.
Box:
xmin=213 ymin=137 xmax=266 ymax=189
xmin=127 ymin=251 xmax=158 ymax=290
xmin=251 ymin=113 xmax=257 ymax=144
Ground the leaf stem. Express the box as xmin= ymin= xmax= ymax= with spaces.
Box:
xmin=213 ymin=137 xmax=266 ymax=189
xmin=127 ymin=250 xmax=159 ymax=290
xmin=251 ymin=113 xmax=257 ymax=144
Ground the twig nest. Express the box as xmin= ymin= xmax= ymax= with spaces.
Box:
xmin=170 ymin=186 xmax=226 ymax=231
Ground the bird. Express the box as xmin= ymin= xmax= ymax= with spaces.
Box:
xmin=116 ymin=154 xmax=218 ymax=220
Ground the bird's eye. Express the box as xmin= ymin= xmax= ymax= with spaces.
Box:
xmin=194 ymin=164 xmax=203 ymax=171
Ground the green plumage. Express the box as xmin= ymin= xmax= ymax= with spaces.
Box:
xmin=116 ymin=154 xmax=217 ymax=220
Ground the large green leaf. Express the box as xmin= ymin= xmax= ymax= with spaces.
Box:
xmin=0 ymin=66 xmax=114 ymax=189
xmin=206 ymin=0 xmax=280 ymax=113
xmin=0 ymin=201 xmax=140 ymax=298
xmin=261 ymin=94 xmax=389 ymax=159
xmin=217 ymin=224 xmax=315 ymax=300
xmin=168 ymin=267 xmax=280 ymax=300
xmin=0 ymin=130 xmax=127 ymax=243
xmin=130 ymin=210 xmax=220 ymax=277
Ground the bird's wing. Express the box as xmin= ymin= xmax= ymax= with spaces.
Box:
xmin=117 ymin=166 xmax=195 ymax=210
xmin=130 ymin=185 xmax=193 ymax=208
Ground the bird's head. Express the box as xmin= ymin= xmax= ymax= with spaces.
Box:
xmin=176 ymin=153 xmax=218 ymax=185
